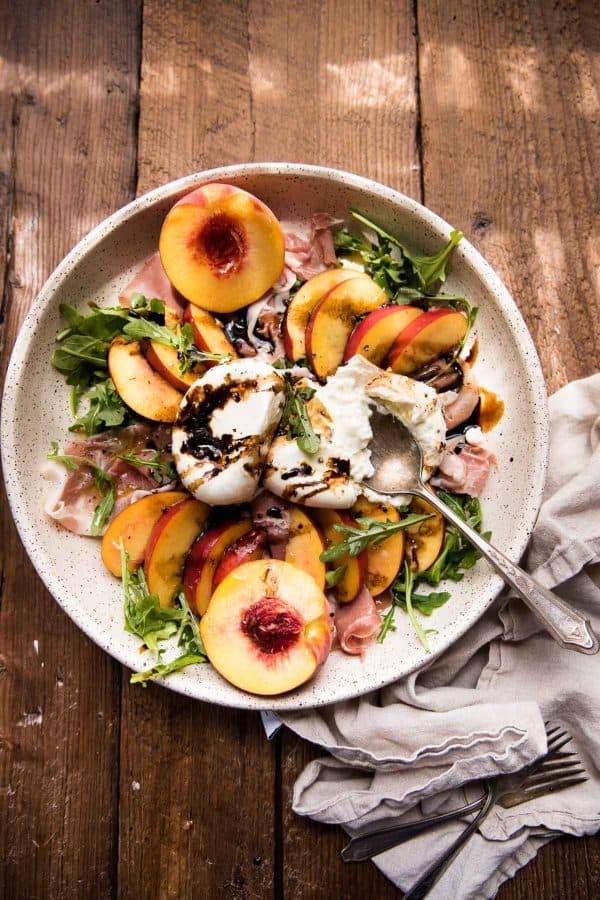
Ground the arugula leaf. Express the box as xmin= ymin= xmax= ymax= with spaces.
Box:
xmin=279 ymin=380 xmax=320 ymax=455
xmin=90 ymin=482 xmax=116 ymax=536
xmin=377 ymin=491 xmax=487 ymax=645
xmin=419 ymin=492 xmax=488 ymax=585
xmin=117 ymin=450 xmax=177 ymax=485
xmin=69 ymin=378 xmax=131 ymax=435
xmin=121 ymin=543 xmax=208 ymax=685
xmin=378 ymin=562 xmax=442 ymax=648
xmin=130 ymin=652 xmax=208 ymax=684
xmin=121 ymin=549 xmax=184 ymax=651
xmin=325 ymin=565 xmax=347 ymax=587
xmin=402 ymin=229 xmax=463 ymax=289
xmin=122 ymin=319 xmax=230 ymax=374
xmin=320 ymin=513 xmax=433 ymax=563
xmin=47 ymin=442 xmax=116 ymax=536
xmin=334 ymin=211 xmax=463 ymax=298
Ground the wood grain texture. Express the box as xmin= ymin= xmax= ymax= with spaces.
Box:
xmin=0 ymin=2 xmax=140 ymax=898
xmin=419 ymin=0 xmax=600 ymax=394
xmin=419 ymin=1 xmax=600 ymax=897
xmin=117 ymin=4 xmax=275 ymax=899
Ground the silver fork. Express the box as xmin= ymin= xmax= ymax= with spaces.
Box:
xmin=341 ymin=724 xmax=586 ymax=887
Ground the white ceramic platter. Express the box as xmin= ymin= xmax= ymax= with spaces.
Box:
xmin=1 ymin=164 xmax=549 ymax=710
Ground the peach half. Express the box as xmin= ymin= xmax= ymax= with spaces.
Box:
xmin=101 ymin=490 xmax=188 ymax=577
xmin=144 ymin=498 xmax=209 ymax=606
xmin=212 ymin=528 xmax=267 ymax=589
xmin=314 ymin=509 xmax=367 ymax=603
xmin=184 ymin=304 xmax=237 ymax=359
xmin=343 ymin=305 xmax=422 ymax=365
xmin=406 ymin=495 xmax=444 ymax=572
xmin=159 ymin=183 xmax=285 ymax=313
xmin=284 ymin=507 xmax=326 ymax=590
xmin=183 ymin=519 xmax=253 ymax=616
xmin=200 ymin=559 xmax=332 ymax=696
xmin=143 ymin=340 xmax=205 ymax=391
xmin=108 ymin=337 xmax=183 ymax=422
xmin=306 ymin=276 xmax=387 ymax=380
xmin=352 ymin=497 xmax=405 ymax=596
xmin=387 ymin=309 xmax=468 ymax=375
xmin=282 ymin=269 xmax=362 ymax=360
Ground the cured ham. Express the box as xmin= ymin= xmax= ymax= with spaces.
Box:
xmin=431 ymin=444 xmax=494 ymax=497
xmin=283 ymin=214 xmax=342 ymax=281
xmin=119 ymin=252 xmax=186 ymax=323
xmin=334 ymin=585 xmax=381 ymax=656
xmin=42 ymin=424 xmax=177 ymax=536
xmin=443 ymin=384 xmax=480 ymax=430
xmin=251 ymin=491 xmax=291 ymax=559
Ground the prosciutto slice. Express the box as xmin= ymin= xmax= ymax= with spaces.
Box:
xmin=43 ymin=424 xmax=177 ymax=536
xmin=334 ymin=585 xmax=381 ymax=656
xmin=283 ymin=214 xmax=342 ymax=281
xmin=119 ymin=252 xmax=186 ymax=323
xmin=251 ymin=491 xmax=291 ymax=559
xmin=431 ymin=445 xmax=495 ymax=497
xmin=443 ymin=385 xmax=480 ymax=430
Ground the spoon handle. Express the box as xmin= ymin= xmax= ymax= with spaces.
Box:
xmin=415 ymin=487 xmax=598 ymax=655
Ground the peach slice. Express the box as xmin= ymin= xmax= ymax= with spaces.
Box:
xmin=183 ymin=519 xmax=253 ymax=616
xmin=200 ymin=559 xmax=332 ymax=696
xmin=282 ymin=269 xmax=364 ymax=360
xmin=143 ymin=340 xmax=205 ymax=391
xmin=184 ymin=304 xmax=238 ymax=359
xmin=343 ymin=305 xmax=422 ymax=365
xmin=387 ymin=309 xmax=468 ymax=375
xmin=352 ymin=497 xmax=405 ymax=596
xmin=405 ymin=495 xmax=444 ymax=572
xmin=159 ymin=183 xmax=285 ymax=313
xmin=306 ymin=277 xmax=387 ymax=380
xmin=144 ymin=498 xmax=209 ymax=606
xmin=213 ymin=528 xmax=267 ymax=589
xmin=101 ymin=491 xmax=188 ymax=577
xmin=313 ymin=509 xmax=367 ymax=603
xmin=284 ymin=507 xmax=326 ymax=590
xmin=108 ymin=337 xmax=183 ymax=422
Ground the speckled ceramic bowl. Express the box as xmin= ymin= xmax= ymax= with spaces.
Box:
xmin=1 ymin=164 xmax=548 ymax=710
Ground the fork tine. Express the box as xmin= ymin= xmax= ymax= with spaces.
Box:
xmin=501 ymin=776 xmax=588 ymax=808
xmin=536 ymin=759 xmax=584 ymax=775
xmin=547 ymin=732 xmax=572 ymax=754
xmin=522 ymin=776 xmax=588 ymax=798
xmin=524 ymin=767 xmax=586 ymax=788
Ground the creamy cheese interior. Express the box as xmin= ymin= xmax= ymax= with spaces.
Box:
xmin=172 ymin=359 xmax=285 ymax=505
xmin=172 ymin=355 xmax=445 ymax=509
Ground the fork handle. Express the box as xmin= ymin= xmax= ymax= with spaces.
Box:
xmin=341 ymin=796 xmax=484 ymax=862
xmin=415 ymin=487 xmax=599 ymax=655
xmin=403 ymin=782 xmax=495 ymax=900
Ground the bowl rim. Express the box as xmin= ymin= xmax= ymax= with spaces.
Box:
xmin=1 ymin=162 xmax=549 ymax=709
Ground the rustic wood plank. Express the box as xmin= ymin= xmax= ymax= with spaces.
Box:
xmin=419 ymin=1 xmax=600 ymax=897
xmin=0 ymin=2 xmax=140 ymax=898
xmin=419 ymin=0 xmax=600 ymax=394
xmin=117 ymin=4 xmax=275 ymax=899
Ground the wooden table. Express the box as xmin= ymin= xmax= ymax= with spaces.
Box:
xmin=1 ymin=1 xmax=599 ymax=897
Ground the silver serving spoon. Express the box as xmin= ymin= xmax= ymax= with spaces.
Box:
xmin=364 ymin=411 xmax=598 ymax=654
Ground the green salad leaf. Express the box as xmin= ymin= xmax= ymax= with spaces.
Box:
xmin=377 ymin=492 xmax=489 ymax=648
xmin=280 ymin=380 xmax=320 ymax=455
xmin=116 ymin=450 xmax=177 ymax=485
xmin=120 ymin=544 xmax=208 ymax=684
xmin=334 ymin=210 xmax=463 ymax=297
xmin=320 ymin=513 xmax=433 ymax=563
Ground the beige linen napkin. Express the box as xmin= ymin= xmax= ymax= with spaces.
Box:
xmin=271 ymin=374 xmax=600 ymax=899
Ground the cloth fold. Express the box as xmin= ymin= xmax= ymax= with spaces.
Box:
xmin=276 ymin=374 xmax=600 ymax=899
